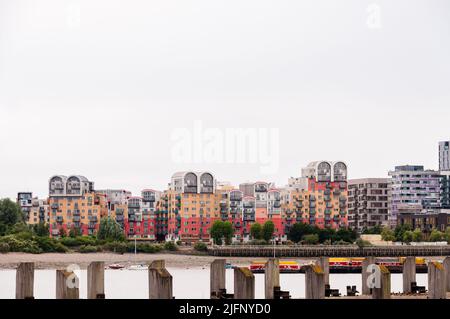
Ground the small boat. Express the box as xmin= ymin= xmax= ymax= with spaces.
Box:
xmin=127 ymin=264 xmax=148 ymax=271
xmin=108 ymin=263 xmax=125 ymax=270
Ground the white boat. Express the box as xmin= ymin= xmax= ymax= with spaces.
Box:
xmin=127 ymin=264 xmax=148 ymax=271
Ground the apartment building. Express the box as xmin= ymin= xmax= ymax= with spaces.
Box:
xmin=165 ymin=171 xmax=220 ymax=242
xmin=282 ymin=161 xmax=349 ymax=231
xmin=17 ymin=192 xmax=49 ymax=225
xmin=348 ymin=178 xmax=389 ymax=232
xmin=388 ymin=165 xmax=441 ymax=226
xmin=48 ymin=175 xmax=108 ymax=236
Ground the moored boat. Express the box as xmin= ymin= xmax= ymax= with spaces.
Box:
xmin=108 ymin=263 xmax=125 ymax=270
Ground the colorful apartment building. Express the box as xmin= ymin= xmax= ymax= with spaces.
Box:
xmin=17 ymin=192 xmax=49 ymax=225
xmin=22 ymin=165 xmax=350 ymax=241
xmin=282 ymin=161 xmax=349 ymax=233
xmin=163 ymin=171 xmax=220 ymax=242
xmin=48 ymin=175 xmax=108 ymax=236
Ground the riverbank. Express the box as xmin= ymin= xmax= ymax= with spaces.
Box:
xmin=0 ymin=252 xmax=307 ymax=269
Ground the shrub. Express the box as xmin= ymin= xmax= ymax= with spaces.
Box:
xmin=35 ymin=236 xmax=68 ymax=253
xmin=194 ymin=242 xmax=208 ymax=252
xmin=356 ymin=238 xmax=372 ymax=248
xmin=0 ymin=242 xmax=9 ymax=253
xmin=79 ymin=245 xmax=98 ymax=253
xmin=302 ymin=234 xmax=319 ymax=245
xmin=59 ymin=237 xmax=79 ymax=247
xmin=164 ymin=241 xmax=178 ymax=251
xmin=0 ymin=235 xmax=41 ymax=253
xmin=103 ymin=241 xmax=127 ymax=254
xmin=333 ymin=240 xmax=352 ymax=245
xmin=248 ymin=239 xmax=268 ymax=245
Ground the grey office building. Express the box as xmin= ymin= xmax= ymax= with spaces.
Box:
xmin=348 ymin=178 xmax=389 ymax=232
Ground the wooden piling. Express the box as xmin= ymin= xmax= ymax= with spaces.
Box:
xmin=304 ymin=264 xmax=325 ymax=299
xmin=210 ymin=259 xmax=226 ymax=299
xmin=428 ymin=261 xmax=446 ymax=299
xmin=372 ymin=265 xmax=391 ymax=299
xmin=443 ymin=257 xmax=450 ymax=293
xmin=16 ymin=262 xmax=34 ymax=299
xmin=362 ymin=256 xmax=375 ymax=295
xmin=234 ymin=267 xmax=255 ymax=299
xmin=56 ymin=270 xmax=79 ymax=299
xmin=87 ymin=261 xmax=105 ymax=299
xmin=265 ymin=258 xmax=280 ymax=299
xmin=149 ymin=260 xmax=173 ymax=299
xmin=402 ymin=256 xmax=416 ymax=294
xmin=316 ymin=257 xmax=329 ymax=285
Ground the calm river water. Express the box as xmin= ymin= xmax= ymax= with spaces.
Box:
xmin=0 ymin=269 xmax=428 ymax=299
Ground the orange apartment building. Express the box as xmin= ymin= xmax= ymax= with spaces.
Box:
xmin=48 ymin=175 xmax=108 ymax=236
xmin=164 ymin=171 xmax=220 ymax=242
xmin=282 ymin=161 xmax=349 ymax=234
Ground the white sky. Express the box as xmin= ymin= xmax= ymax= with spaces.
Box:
xmin=1 ymin=0 xmax=450 ymax=199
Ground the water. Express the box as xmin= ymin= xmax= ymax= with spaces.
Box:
xmin=0 ymin=269 xmax=428 ymax=299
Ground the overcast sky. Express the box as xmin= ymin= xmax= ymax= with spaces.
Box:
xmin=1 ymin=0 xmax=450 ymax=199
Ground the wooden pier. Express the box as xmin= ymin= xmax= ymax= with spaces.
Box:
xmin=209 ymin=245 xmax=450 ymax=257
xmin=8 ymin=256 xmax=450 ymax=299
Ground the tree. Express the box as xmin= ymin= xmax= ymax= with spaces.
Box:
xmin=362 ymin=225 xmax=382 ymax=235
xmin=287 ymin=222 xmax=315 ymax=243
xmin=33 ymin=223 xmax=49 ymax=237
xmin=69 ymin=225 xmax=81 ymax=238
xmin=381 ymin=227 xmax=395 ymax=241
xmin=429 ymin=229 xmax=444 ymax=242
xmin=0 ymin=199 xmax=24 ymax=235
xmin=250 ymin=223 xmax=262 ymax=240
xmin=394 ymin=224 xmax=412 ymax=242
xmin=222 ymin=221 xmax=234 ymax=245
xmin=334 ymin=228 xmax=357 ymax=243
xmin=210 ymin=220 xmax=234 ymax=245
xmin=402 ymin=230 xmax=413 ymax=243
xmin=412 ymin=228 xmax=423 ymax=242
xmin=262 ymin=221 xmax=275 ymax=241
xmin=446 ymin=227 xmax=450 ymax=244
xmin=317 ymin=227 xmax=336 ymax=243
xmin=97 ymin=217 xmax=125 ymax=241
xmin=210 ymin=220 xmax=224 ymax=245
xmin=59 ymin=227 xmax=67 ymax=238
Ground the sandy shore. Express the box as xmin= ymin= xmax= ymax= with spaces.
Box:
xmin=0 ymin=252 xmax=307 ymax=269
